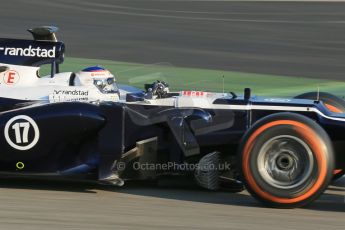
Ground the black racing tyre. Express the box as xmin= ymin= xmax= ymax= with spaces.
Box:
xmin=295 ymin=92 xmax=345 ymax=181
xmin=294 ymin=92 xmax=345 ymax=113
xmin=238 ymin=112 xmax=335 ymax=208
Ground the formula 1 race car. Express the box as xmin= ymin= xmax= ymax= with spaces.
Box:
xmin=0 ymin=27 xmax=344 ymax=208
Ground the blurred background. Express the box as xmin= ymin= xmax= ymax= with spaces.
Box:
xmin=0 ymin=1 xmax=344 ymax=230
xmin=2 ymin=0 xmax=345 ymax=95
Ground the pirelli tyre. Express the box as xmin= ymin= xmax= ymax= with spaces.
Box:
xmin=238 ymin=113 xmax=335 ymax=208
xmin=295 ymin=92 xmax=345 ymax=181
xmin=295 ymin=92 xmax=345 ymax=113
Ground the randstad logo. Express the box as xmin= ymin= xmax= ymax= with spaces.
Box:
xmin=0 ymin=46 xmax=56 ymax=58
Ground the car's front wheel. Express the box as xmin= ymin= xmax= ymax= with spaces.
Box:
xmin=295 ymin=92 xmax=344 ymax=181
xmin=239 ymin=113 xmax=334 ymax=208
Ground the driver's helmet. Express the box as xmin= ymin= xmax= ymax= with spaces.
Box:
xmin=75 ymin=66 xmax=118 ymax=94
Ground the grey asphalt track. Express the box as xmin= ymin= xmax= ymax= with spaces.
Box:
xmin=0 ymin=178 xmax=343 ymax=230
xmin=0 ymin=1 xmax=344 ymax=229
xmin=2 ymin=0 xmax=345 ymax=79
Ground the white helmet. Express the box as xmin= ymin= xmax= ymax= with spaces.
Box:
xmin=75 ymin=66 xmax=118 ymax=94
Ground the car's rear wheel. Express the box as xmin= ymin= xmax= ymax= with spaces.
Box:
xmin=295 ymin=92 xmax=344 ymax=181
xmin=239 ymin=113 xmax=334 ymax=208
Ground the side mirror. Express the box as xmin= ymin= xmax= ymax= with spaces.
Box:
xmin=0 ymin=66 xmax=9 ymax=73
xmin=244 ymin=88 xmax=251 ymax=101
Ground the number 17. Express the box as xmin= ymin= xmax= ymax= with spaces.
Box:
xmin=12 ymin=122 xmax=30 ymax=144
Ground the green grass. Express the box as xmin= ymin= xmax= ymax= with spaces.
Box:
xmin=55 ymin=57 xmax=345 ymax=98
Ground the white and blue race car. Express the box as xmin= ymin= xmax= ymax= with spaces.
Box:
xmin=0 ymin=27 xmax=344 ymax=208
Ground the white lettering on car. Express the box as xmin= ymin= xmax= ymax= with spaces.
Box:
xmin=4 ymin=115 xmax=40 ymax=151
xmin=0 ymin=46 xmax=56 ymax=58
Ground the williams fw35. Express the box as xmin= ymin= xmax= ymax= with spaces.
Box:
xmin=0 ymin=27 xmax=344 ymax=208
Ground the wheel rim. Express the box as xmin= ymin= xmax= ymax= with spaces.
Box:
xmin=257 ymin=135 xmax=314 ymax=189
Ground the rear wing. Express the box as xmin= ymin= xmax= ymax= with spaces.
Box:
xmin=0 ymin=39 xmax=64 ymax=67
xmin=0 ymin=26 xmax=65 ymax=77
xmin=28 ymin=26 xmax=59 ymax=42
